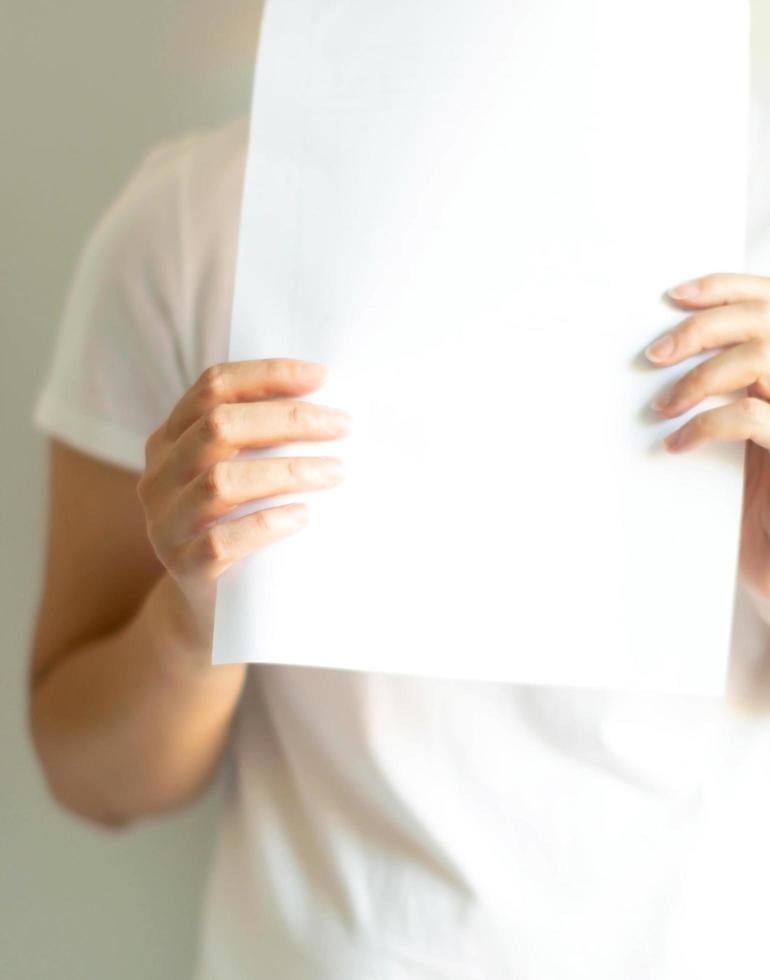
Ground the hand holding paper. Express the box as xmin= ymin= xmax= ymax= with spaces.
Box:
xmin=136 ymin=357 xmax=351 ymax=659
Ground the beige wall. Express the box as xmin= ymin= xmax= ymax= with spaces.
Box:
xmin=1 ymin=3 xmax=768 ymax=978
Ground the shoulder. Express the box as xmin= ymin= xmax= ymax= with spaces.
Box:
xmin=86 ymin=116 xmax=248 ymax=268
xmin=33 ymin=119 xmax=250 ymax=469
xmin=175 ymin=116 xmax=250 ymax=281
xmin=81 ymin=118 xmax=249 ymax=382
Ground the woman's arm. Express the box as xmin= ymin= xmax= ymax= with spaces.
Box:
xmin=28 ymin=440 xmax=247 ymax=827
xmin=28 ymin=359 xmax=349 ymax=828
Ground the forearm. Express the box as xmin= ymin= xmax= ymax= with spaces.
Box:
xmin=29 ymin=573 xmax=246 ymax=826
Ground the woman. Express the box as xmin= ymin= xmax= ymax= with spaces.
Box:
xmin=27 ymin=83 xmax=770 ymax=980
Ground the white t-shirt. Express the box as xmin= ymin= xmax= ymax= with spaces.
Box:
xmin=32 ymin=97 xmax=770 ymax=979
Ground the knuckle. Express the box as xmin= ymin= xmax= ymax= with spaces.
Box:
xmin=291 ymin=358 xmax=310 ymax=382
xmin=263 ymin=357 xmax=285 ymax=382
xmin=197 ymin=363 xmax=228 ymax=400
xmin=136 ymin=473 xmax=150 ymax=505
xmin=136 ymin=465 xmax=159 ymax=506
xmin=286 ymin=457 xmax=305 ymax=483
xmin=144 ymin=427 xmax=161 ymax=463
xmin=251 ymin=508 xmax=272 ymax=535
xmin=288 ymin=401 xmax=310 ymax=428
xmin=201 ymin=404 xmax=233 ymax=444
xmin=251 ymin=507 xmax=276 ymax=538
xmin=201 ymin=462 xmax=231 ymax=501
xmin=691 ymin=410 xmax=712 ymax=434
xmin=200 ymin=526 xmax=229 ymax=564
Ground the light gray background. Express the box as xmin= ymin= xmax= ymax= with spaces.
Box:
xmin=1 ymin=3 xmax=768 ymax=978
xmin=1 ymin=3 xmax=259 ymax=978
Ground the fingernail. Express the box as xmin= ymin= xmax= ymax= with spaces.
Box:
xmin=667 ymin=279 xmax=700 ymax=300
xmin=645 ymin=333 xmax=675 ymax=362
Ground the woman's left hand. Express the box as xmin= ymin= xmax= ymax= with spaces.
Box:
xmin=646 ymin=272 xmax=770 ymax=600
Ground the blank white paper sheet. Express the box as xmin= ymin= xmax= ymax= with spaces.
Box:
xmin=212 ymin=0 xmax=751 ymax=694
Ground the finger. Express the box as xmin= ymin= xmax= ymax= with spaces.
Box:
xmin=663 ymin=397 xmax=770 ymax=454
xmin=164 ymin=359 xmax=329 ymax=441
xmin=171 ymin=399 xmax=352 ymax=478
xmin=166 ymin=455 xmax=345 ymax=540
xmin=177 ymin=501 xmax=311 ymax=580
xmin=665 ymin=272 xmax=770 ymax=310
xmin=645 ymin=300 xmax=770 ymax=366
xmin=651 ymin=338 xmax=770 ymax=417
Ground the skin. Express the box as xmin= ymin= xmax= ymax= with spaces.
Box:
xmin=27 ymin=271 xmax=770 ymax=827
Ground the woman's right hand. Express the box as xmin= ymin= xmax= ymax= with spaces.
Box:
xmin=136 ymin=358 xmax=350 ymax=645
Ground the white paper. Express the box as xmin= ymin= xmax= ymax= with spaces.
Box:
xmin=213 ymin=0 xmax=751 ymax=694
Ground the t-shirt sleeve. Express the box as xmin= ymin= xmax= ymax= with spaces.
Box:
xmin=31 ymin=137 xmax=196 ymax=472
